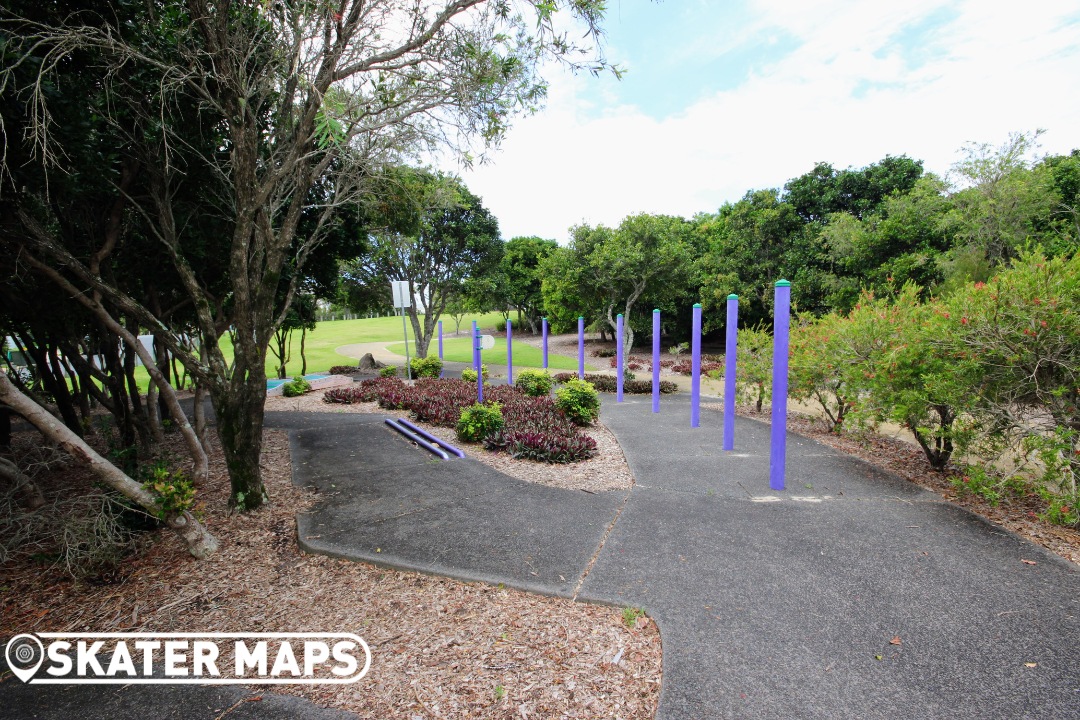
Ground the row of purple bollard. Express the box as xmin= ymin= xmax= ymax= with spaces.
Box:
xmin=435 ymin=283 xmax=791 ymax=489
xmin=588 ymin=281 xmax=791 ymax=491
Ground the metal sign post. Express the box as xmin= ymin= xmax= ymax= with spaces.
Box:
xmin=391 ymin=281 xmax=412 ymax=380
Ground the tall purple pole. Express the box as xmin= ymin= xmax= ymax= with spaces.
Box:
xmin=652 ymin=309 xmax=661 ymax=413
xmin=577 ymin=316 xmax=585 ymax=379
xmin=506 ymin=319 xmax=513 ymax=385
xmin=473 ymin=320 xmax=483 ymax=403
xmin=691 ymin=303 xmax=701 ymax=428
xmin=723 ymin=295 xmax=738 ymax=450
xmin=770 ymin=280 xmax=791 ymax=491
xmin=542 ymin=317 xmax=549 ymax=369
xmin=616 ymin=314 xmax=624 ymax=402
xmin=438 ymin=320 xmax=444 ymax=378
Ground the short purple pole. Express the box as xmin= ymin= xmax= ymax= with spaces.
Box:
xmin=506 ymin=319 xmax=513 ymax=385
xmin=616 ymin=314 xmax=624 ymax=402
xmin=577 ymin=316 xmax=585 ymax=379
xmin=723 ymin=295 xmax=738 ymax=451
xmin=691 ymin=303 xmax=701 ymax=428
xmin=652 ymin=309 xmax=660 ymax=413
xmin=473 ymin=320 xmax=483 ymax=403
xmin=438 ymin=320 xmax=444 ymax=378
xmin=770 ymin=280 xmax=791 ymax=491
xmin=542 ymin=317 xmax=549 ymax=369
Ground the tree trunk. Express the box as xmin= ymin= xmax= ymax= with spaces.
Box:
xmin=0 ymin=371 xmax=218 ymax=558
xmin=407 ymin=307 xmax=431 ymax=359
xmin=193 ymin=384 xmax=210 ymax=456
xmin=0 ymin=456 xmax=46 ymax=510
xmin=300 ymin=327 xmax=308 ymax=376
xmin=211 ymin=360 xmax=269 ymax=511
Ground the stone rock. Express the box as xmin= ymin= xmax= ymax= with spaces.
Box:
xmin=357 ymin=353 xmax=385 ymax=370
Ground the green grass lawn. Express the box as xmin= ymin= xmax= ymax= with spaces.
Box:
xmin=128 ymin=311 xmax=517 ymax=390
xmin=386 ymin=335 xmax=585 ymax=371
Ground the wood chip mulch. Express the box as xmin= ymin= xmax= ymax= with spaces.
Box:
xmin=0 ymin=422 xmax=661 ymax=719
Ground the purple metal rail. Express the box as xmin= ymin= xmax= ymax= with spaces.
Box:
xmin=384 ymin=419 xmax=450 ymax=461
xmin=396 ymin=418 xmax=466 ymax=459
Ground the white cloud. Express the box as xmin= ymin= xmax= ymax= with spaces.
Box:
xmin=455 ymin=1 xmax=1080 ymax=241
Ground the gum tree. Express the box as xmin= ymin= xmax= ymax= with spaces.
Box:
xmin=2 ymin=0 xmax=615 ymax=510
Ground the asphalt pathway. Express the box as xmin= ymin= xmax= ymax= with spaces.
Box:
xmin=4 ymin=392 xmax=1078 ymax=719
xmin=286 ymin=393 xmax=1079 ymax=719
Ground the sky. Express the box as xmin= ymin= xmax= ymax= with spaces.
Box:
xmin=449 ymin=0 xmax=1080 ymax=243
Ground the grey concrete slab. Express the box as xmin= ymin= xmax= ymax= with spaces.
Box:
xmin=289 ymin=420 xmax=449 ymax=478
xmin=600 ymin=394 xmax=929 ymax=501
xmin=298 ymin=466 xmax=626 ymax=596
xmin=580 ymin=486 xmax=1080 ymax=719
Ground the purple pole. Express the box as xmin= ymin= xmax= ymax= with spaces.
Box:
xmin=577 ymin=316 xmax=585 ymax=379
xmin=506 ymin=319 xmax=513 ymax=385
xmin=723 ymin=295 xmax=738 ymax=451
xmin=473 ymin=320 xmax=483 ymax=403
xmin=616 ymin=314 xmax=624 ymax=402
xmin=438 ymin=320 xmax=444 ymax=378
xmin=542 ymin=317 xmax=549 ymax=369
xmin=691 ymin=303 xmax=701 ymax=428
xmin=652 ymin=309 xmax=660 ymax=413
xmin=770 ymin=280 xmax=791 ymax=491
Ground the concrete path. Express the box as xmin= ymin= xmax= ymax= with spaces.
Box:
xmin=284 ymin=394 xmax=1079 ymax=719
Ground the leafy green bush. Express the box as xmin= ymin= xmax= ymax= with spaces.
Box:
xmin=735 ymin=325 xmax=773 ymax=412
xmin=552 ymin=372 xmax=676 ymax=395
xmin=282 ymin=375 xmax=312 ymax=397
xmin=948 ymin=250 xmax=1080 ymax=506
xmin=456 ymin=402 xmax=504 ymax=443
xmin=789 ymin=313 xmax=858 ymax=432
xmin=380 ymin=365 xmax=399 ymax=378
xmin=461 ymin=364 xmax=488 ymax=383
xmin=843 ymin=285 xmax=974 ymax=470
xmin=555 ymin=378 xmax=600 ymax=425
xmin=410 ymin=355 xmax=443 ymax=378
xmin=515 ymin=369 xmax=553 ymax=397
xmin=140 ymin=460 xmax=196 ymax=519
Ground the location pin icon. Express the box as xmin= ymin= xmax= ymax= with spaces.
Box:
xmin=5 ymin=634 xmax=44 ymax=683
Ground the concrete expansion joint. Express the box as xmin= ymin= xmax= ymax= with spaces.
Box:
xmin=573 ymin=486 xmax=634 ymax=600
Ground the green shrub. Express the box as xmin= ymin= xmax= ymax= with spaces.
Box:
xmin=555 ymin=378 xmax=600 ymax=425
xmin=515 ymin=369 xmax=553 ymax=397
xmin=410 ymin=355 xmax=443 ymax=379
xmin=380 ymin=365 xmax=399 ymax=378
xmin=461 ymin=364 xmax=488 ymax=383
xmin=140 ymin=461 xmax=196 ymax=519
xmin=282 ymin=375 xmax=312 ymax=397
xmin=456 ymin=402 xmax=504 ymax=443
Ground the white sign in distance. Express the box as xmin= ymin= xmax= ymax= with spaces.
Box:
xmin=480 ymin=334 xmax=495 ymax=350
xmin=390 ymin=281 xmax=411 ymax=309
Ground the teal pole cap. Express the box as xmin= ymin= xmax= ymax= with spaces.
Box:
xmin=775 ymin=279 xmax=791 ymax=287
xmin=653 ymin=308 xmax=660 ymax=313
xmin=728 ymin=293 xmax=739 ymax=300
xmin=693 ymin=303 xmax=702 ymax=308
xmin=578 ymin=316 xmax=584 ymax=320
xmin=617 ymin=313 xmax=623 ymax=318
